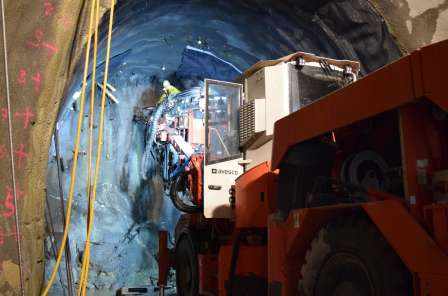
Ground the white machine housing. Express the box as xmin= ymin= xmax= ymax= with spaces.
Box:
xmin=239 ymin=52 xmax=360 ymax=171
xmin=203 ymin=79 xmax=243 ymax=218
xmin=241 ymin=62 xmax=298 ymax=148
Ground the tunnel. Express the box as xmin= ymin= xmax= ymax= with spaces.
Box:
xmin=1 ymin=0 xmax=448 ymax=295
xmin=44 ymin=1 xmax=401 ymax=294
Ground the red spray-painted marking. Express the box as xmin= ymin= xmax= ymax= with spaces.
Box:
xmin=43 ymin=0 xmax=56 ymax=17
xmin=0 ymin=226 xmax=4 ymax=245
xmin=41 ymin=43 xmax=58 ymax=57
xmin=17 ymin=69 xmax=27 ymax=85
xmin=14 ymin=144 xmax=28 ymax=169
xmin=1 ymin=186 xmax=24 ymax=219
xmin=1 ymin=108 xmax=8 ymax=122
xmin=0 ymin=96 xmax=5 ymax=123
xmin=2 ymin=187 xmax=15 ymax=219
xmin=27 ymin=29 xmax=59 ymax=57
xmin=31 ymin=71 xmax=42 ymax=94
xmin=16 ymin=68 xmax=43 ymax=94
xmin=14 ymin=107 xmax=35 ymax=129
xmin=27 ymin=29 xmax=44 ymax=48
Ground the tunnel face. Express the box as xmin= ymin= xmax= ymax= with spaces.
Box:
xmin=43 ymin=0 xmax=402 ymax=294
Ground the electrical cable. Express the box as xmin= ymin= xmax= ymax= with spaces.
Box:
xmin=41 ymin=0 xmax=98 ymax=293
xmin=0 ymin=1 xmax=25 ymax=295
xmin=54 ymin=128 xmax=75 ymax=296
xmin=78 ymin=0 xmax=115 ymax=294
xmin=44 ymin=193 xmax=67 ymax=296
xmin=77 ymin=0 xmax=100 ymax=292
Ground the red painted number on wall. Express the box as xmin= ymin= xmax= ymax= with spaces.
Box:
xmin=1 ymin=186 xmax=25 ymax=219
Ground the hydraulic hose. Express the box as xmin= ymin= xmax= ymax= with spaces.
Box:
xmin=141 ymin=100 xmax=166 ymax=180
xmin=169 ymin=171 xmax=202 ymax=213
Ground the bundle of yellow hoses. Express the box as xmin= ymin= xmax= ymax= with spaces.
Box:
xmin=42 ymin=0 xmax=115 ymax=295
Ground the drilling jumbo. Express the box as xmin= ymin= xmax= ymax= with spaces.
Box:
xmin=157 ymin=40 xmax=448 ymax=296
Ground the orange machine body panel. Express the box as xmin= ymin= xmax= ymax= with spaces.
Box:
xmin=425 ymin=204 xmax=448 ymax=253
xmin=218 ymin=244 xmax=267 ymax=296
xmin=268 ymin=204 xmax=356 ymax=295
xmin=237 ymin=40 xmax=448 ymax=295
xmin=362 ymin=201 xmax=448 ymax=276
xmin=268 ymin=201 xmax=448 ymax=296
xmin=263 ymin=39 xmax=448 ymax=295
xmin=235 ymin=162 xmax=277 ymax=228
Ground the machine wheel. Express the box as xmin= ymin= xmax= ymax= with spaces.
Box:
xmin=175 ymin=231 xmax=199 ymax=296
xmin=298 ymin=215 xmax=411 ymax=296
xmin=342 ymin=150 xmax=390 ymax=192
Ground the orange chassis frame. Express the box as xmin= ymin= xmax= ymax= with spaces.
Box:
xmin=159 ymin=40 xmax=448 ymax=296
xmin=268 ymin=39 xmax=448 ymax=296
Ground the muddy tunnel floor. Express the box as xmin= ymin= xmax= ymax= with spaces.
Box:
xmin=43 ymin=0 xmax=401 ymax=294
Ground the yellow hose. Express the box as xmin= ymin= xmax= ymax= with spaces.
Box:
xmin=79 ymin=0 xmax=115 ymax=294
xmin=78 ymin=0 xmax=100 ymax=293
xmin=41 ymin=0 xmax=97 ymax=294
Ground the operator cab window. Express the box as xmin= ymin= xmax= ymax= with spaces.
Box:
xmin=205 ymin=80 xmax=241 ymax=164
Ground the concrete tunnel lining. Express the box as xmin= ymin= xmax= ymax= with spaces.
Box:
xmin=1 ymin=0 xmax=448 ymax=294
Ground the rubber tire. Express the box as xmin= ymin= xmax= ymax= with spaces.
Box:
xmin=299 ymin=215 xmax=412 ymax=296
xmin=175 ymin=232 xmax=199 ymax=296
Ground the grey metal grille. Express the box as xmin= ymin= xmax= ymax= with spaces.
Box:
xmin=239 ymin=100 xmax=255 ymax=147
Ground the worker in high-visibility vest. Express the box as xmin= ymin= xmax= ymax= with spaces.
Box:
xmin=158 ymin=80 xmax=181 ymax=104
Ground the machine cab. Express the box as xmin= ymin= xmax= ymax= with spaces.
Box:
xmin=201 ymin=54 xmax=359 ymax=218
xmin=203 ymin=79 xmax=243 ymax=218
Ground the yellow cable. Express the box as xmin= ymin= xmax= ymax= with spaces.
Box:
xmin=78 ymin=0 xmax=100 ymax=293
xmin=79 ymin=0 xmax=115 ymax=294
xmin=41 ymin=0 xmax=97 ymax=294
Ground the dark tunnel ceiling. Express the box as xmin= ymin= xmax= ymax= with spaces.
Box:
xmin=46 ymin=0 xmax=403 ymax=293
xmin=68 ymin=0 xmax=402 ymax=98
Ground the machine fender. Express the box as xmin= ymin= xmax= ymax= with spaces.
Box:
xmin=270 ymin=200 xmax=448 ymax=295
xmin=361 ymin=200 xmax=448 ymax=275
xmin=269 ymin=203 xmax=359 ymax=294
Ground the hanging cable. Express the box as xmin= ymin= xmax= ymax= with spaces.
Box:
xmin=78 ymin=0 xmax=100 ymax=292
xmin=54 ymin=127 xmax=75 ymax=296
xmin=41 ymin=0 xmax=98 ymax=293
xmin=0 ymin=1 xmax=25 ymax=295
xmin=86 ymin=0 xmax=100 ymax=224
xmin=44 ymin=192 xmax=67 ymax=296
xmin=79 ymin=0 xmax=115 ymax=294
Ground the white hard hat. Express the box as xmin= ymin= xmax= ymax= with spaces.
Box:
xmin=163 ymin=80 xmax=171 ymax=89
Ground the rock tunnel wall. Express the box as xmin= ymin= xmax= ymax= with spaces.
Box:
xmin=0 ymin=0 xmax=447 ymax=294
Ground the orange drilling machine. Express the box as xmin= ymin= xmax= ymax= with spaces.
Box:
xmin=158 ymin=40 xmax=448 ymax=296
